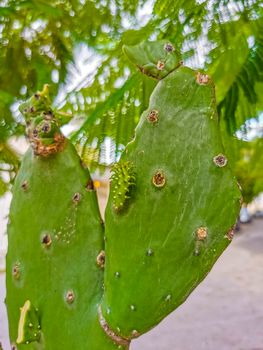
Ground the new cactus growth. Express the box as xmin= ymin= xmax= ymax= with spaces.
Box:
xmin=6 ymin=42 xmax=242 ymax=350
xmin=100 ymin=41 xmax=241 ymax=340
xmin=6 ymin=86 xmax=120 ymax=349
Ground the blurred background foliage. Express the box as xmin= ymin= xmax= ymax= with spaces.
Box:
xmin=0 ymin=0 xmax=262 ymax=202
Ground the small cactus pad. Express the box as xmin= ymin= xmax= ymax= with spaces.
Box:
xmin=101 ymin=42 xmax=241 ymax=339
xmin=123 ymin=40 xmax=182 ymax=80
xmin=6 ymin=90 xmax=121 ymax=350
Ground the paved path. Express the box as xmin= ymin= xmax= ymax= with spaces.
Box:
xmin=1 ymin=219 xmax=263 ymax=350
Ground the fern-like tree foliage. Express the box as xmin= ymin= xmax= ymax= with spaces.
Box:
xmin=0 ymin=0 xmax=262 ymax=197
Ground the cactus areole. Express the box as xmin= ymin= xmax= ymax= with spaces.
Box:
xmin=6 ymin=41 xmax=241 ymax=349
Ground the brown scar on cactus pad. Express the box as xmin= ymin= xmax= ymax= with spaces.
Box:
xmin=98 ymin=305 xmax=130 ymax=348
xmin=31 ymin=132 xmax=66 ymax=157
xmin=196 ymin=227 xmax=208 ymax=241
xmin=65 ymin=290 xmax=75 ymax=304
xmin=157 ymin=61 xmax=165 ymax=70
xmin=152 ymin=170 xmax=166 ymax=188
xmin=21 ymin=180 xmax=28 ymax=191
xmin=225 ymin=225 xmax=236 ymax=241
xmin=72 ymin=192 xmax=81 ymax=203
xmin=12 ymin=263 xmax=20 ymax=280
xmin=147 ymin=110 xmax=159 ymax=123
xmin=41 ymin=233 xmax=52 ymax=247
xmin=196 ymin=72 xmax=210 ymax=85
xmin=97 ymin=250 xmax=106 ymax=268
xmin=213 ymin=153 xmax=228 ymax=167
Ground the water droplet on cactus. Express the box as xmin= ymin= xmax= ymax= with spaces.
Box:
xmin=115 ymin=271 xmax=121 ymax=278
xmin=65 ymin=290 xmax=75 ymax=304
xmin=146 ymin=248 xmax=154 ymax=256
xmin=28 ymin=322 xmax=33 ymax=328
xmin=213 ymin=154 xmax=227 ymax=167
xmin=194 ymin=247 xmax=200 ymax=256
xmin=152 ymin=170 xmax=166 ymax=188
xmin=165 ymin=294 xmax=172 ymax=301
xmin=130 ymin=304 xmax=136 ymax=311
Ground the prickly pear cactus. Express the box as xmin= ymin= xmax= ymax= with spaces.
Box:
xmin=100 ymin=41 xmax=241 ymax=343
xmin=6 ymin=87 xmax=120 ymax=350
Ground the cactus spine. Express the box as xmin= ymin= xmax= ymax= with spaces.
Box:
xmin=100 ymin=41 xmax=241 ymax=339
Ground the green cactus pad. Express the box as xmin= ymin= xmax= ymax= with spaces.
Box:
xmin=6 ymin=92 xmax=121 ymax=350
xmin=101 ymin=45 xmax=241 ymax=339
xmin=123 ymin=40 xmax=182 ymax=79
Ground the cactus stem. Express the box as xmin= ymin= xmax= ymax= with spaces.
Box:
xmin=147 ymin=110 xmax=159 ymax=123
xmin=152 ymin=170 xmax=166 ymax=188
xmin=195 ymin=227 xmax=208 ymax=241
xmin=196 ymin=72 xmax=210 ymax=85
xmin=98 ymin=305 xmax=130 ymax=348
xmin=21 ymin=180 xmax=29 ymax=191
xmin=213 ymin=154 xmax=227 ymax=167
xmin=96 ymin=250 xmax=105 ymax=268
xmin=65 ymin=290 xmax=75 ymax=304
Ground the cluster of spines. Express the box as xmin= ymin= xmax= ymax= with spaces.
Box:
xmin=111 ymin=161 xmax=136 ymax=212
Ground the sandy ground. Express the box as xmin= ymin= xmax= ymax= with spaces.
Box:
xmin=0 ymin=219 xmax=262 ymax=350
